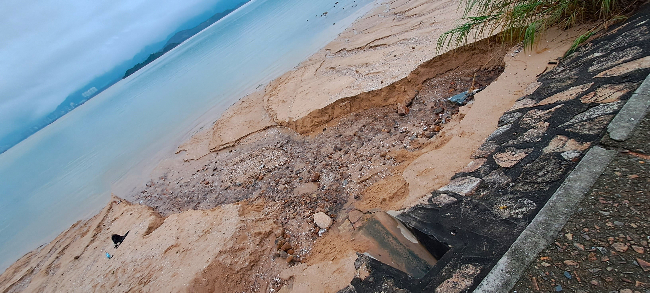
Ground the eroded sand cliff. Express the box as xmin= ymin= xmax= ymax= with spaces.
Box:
xmin=0 ymin=0 xmax=591 ymax=291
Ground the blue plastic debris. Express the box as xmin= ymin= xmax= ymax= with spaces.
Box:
xmin=448 ymin=91 xmax=470 ymax=104
xmin=106 ymin=252 xmax=112 ymax=259
xmin=555 ymin=284 xmax=562 ymax=291
xmin=564 ymin=271 xmax=572 ymax=279
xmin=448 ymin=88 xmax=483 ymax=105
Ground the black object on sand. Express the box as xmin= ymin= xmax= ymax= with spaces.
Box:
xmin=111 ymin=231 xmax=129 ymax=249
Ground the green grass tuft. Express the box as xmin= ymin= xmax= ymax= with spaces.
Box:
xmin=438 ymin=0 xmax=639 ymax=52
xmin=564 ymin=30 xmax=596 ymax=57
xmin=437 ymin=15 xmax=501 ymax=51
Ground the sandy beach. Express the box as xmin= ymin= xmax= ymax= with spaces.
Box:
xmin=0 ymin=0 xmax=592 ymax=291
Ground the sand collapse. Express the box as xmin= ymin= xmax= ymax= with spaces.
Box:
xmin=0 ymin=0 xmax=590 ymax=291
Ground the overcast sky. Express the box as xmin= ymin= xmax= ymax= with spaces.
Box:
xmin=0 ymin=0 xmax=241 ymax=143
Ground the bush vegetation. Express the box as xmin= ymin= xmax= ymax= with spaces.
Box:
xmin=438 ymin=0 xmax=641 ymax=52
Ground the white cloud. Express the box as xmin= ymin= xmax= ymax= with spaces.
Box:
xmin=0 ymin=0 xmax=239 ymax=140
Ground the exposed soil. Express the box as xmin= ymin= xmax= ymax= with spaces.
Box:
xmin=131 ymin=44 xmax=506 ymax=270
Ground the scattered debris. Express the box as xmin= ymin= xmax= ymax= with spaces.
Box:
xmin=448 ymin=88 xmax=483 ymax=105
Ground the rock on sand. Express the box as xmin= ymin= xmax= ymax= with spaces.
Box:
xmin=313 ymin=212 xmax=332 ymax=229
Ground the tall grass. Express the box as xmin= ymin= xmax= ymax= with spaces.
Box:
xmin=438 ymin=0 xmax=638 ymax=51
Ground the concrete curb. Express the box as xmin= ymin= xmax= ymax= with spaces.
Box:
xmin=474 ymin=73 xmax=650 ymax=292
xmin=608 ymin=73 xmax=650 ymax=141
xmin=474 ymin=146 xmax=616 ymax=293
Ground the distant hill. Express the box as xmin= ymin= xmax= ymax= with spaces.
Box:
xmin=0 ymin=2 xmax=248 ymax=154
xmin=123 ymin=4 xmax=245 ymax=79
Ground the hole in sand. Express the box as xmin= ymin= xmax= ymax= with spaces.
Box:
xmin=358 ymin=211 xmax=449 ymax=279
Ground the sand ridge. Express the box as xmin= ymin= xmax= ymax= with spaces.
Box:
xmin=263 ymin=0 xmax=464 ymax=124
xmin=183 ymin=0 xmax=468 ymax=158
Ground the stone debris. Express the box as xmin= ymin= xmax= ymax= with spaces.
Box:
xmin=337 ymin=219 xmax=354 ymax=234
xmin=493 ymin=147 xmax=533 ymax=168
xmin=543 ymin=135 xmax=591 ymax=153
xmin=632 ymin=245 xmax=645 ymax=254
xmin=519 ymin=105 xmax=563 ymax=128
xmin=429 ymin=193 xmax=458 ymax=207
xmin=612 ymin=242 xmax=629 ymax=252
xmin=506 ymin=122 xmax=548 ymax=144
xmin=498 ymin=112 xmax=523 ymax=126
xmin=595 ymin=55 xmax=650 ymax=77
xmin=588 ymin=46 xmax=643 ymax=73
xmin=509 ymin=98 xmax=536 ymax=111
xmin=313 ymin=212 xmax=332 ymax=229
xmin=637 ymin=258 xmax=650 ymax=272
xmin=472 ymin=141 xmax=499 ymax=159
xmin=486 ymin=124 xmax=512 ymax=141
xmin=435 ymin=264 xmax=482 ymax=293
xmin=565 ymin=115 xmax=614 ymax=135
xmin=573 ymin=242 xmax=584 ymax=251
xmin=537 ymin=83 xmax=593 ymax=106
xmin=438 ymin=176 xmax=482 ymax=196
xmin=564 ymin=260 xmax=579 ymax=266
xmin=309 ymin=172 xmax=321 ymax=182
xmin=397 ymin=102 xmax=409 ymax=116
xmin=561 ymin=101 xmax=624 ymax=127
xmin=580 ymin=83 xmax=635 ymax=104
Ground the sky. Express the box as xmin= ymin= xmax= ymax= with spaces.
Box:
xmin=0 ymin=0 xmax=243 ymax=148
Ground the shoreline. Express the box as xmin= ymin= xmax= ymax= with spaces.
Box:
xmin=0 ymin=0 xmax=384 ymax=272
xmin=109 ymin=0 xmax=383 ymax=200
xmin=0 ymin=0 xmax=593 ymax=291
xmin=111 ymin=0 xmax=467 ymax=210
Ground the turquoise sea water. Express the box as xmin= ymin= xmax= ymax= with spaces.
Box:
xmin=0 ymin=0 xmax=375 ymax=271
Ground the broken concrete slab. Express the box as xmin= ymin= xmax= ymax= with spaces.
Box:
xmin=357 ymin=212 xmax=438 ymax=279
